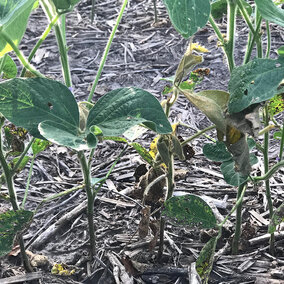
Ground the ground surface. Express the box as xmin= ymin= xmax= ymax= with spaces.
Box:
xmin=1 ymin=0 xmax=284 ymax=283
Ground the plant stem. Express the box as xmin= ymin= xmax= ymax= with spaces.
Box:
xmin=226 ymin=0 xmax=237 ymax=72
xmin=78 ymin=150 xmax=96 ymax=257
xmin=0 ymin=118 xmax=33 ymax=272
xmin=87 ymin=0 xmax=129 ymax=102
xmin=263 ymin=105 xmax=274 ymax=254
xmin=180 ymin=125 xmax=216 ymax=146
xmin=0 ymin=31 xmax=44 ymax=78
xmin=265 ymin=21 xmax=271 ymax=58
xmin=243 ymin=16 xmax=262 ymax=64
xmin=232 ymin=182 xmax=247 ymax=254
xmin=252 ymin=160 xmax=284 ymax=182
xmin=21 ymin=14 xmax=59 ymax=77
xmin=153 ymin=0 xmax=158 ymax=23
xmin=208 ymin=16 xmax=225 ymax=46
xmin=91 ymin=0 xmax=96 ymax=23
xmin=236 ymin=0 xmax=255 ymax=34
xmin=255 ymin=8 xmax=263 ymax=58
xmin=279 ymin=124 xmax=284 ymax=161
xmin=21 ymin=156 xmax=35 ymax=209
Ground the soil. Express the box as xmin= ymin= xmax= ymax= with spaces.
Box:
xmin=1 ymin=0 xmax=284 ymax=283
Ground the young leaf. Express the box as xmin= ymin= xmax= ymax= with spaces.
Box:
xmin=183 ymin=90 xmax=229 ymax=133
xmin=0 ymin=210 xmax=33 ymax=257
xmin=163 ymin=0 xmax=211 ymax=38
xmin=255 ymin=0 xmax=284 ymax=27
xmin=0 ymin=0 xmax=36 ymax=57
xmin=228 ymin=57 xmax=284 ymax=113
xmin=2 ymin=55 xmax=17 ymax=79
xmin=32 ymin=138 xmax=50 ymax=155
xmin=268 ymin=203 xmax=284 ymax=234
xmin=11 ymin=155 xmax=30 ymax=171
xmin=196 ymin=236 xmax=218 ymax=284
xmin=162 ymin=195 xmax=217 ymax=229
xmin=86 ymin=87 xmax=172 ymax=136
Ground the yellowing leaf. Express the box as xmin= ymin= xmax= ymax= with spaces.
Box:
xmin=226 ymin=125 xmax=242 ymax=144
xmin=191 ymin=42 xmax=209 ymax=53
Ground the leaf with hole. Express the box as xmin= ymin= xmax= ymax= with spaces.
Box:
xmin=0 ymin=210 xmax=33 ymax=257
xmin=162 ymin=195 xmax=217 ymax=229
xmin=86 ymin=87 xmax=172 ymax=137
xmin=0 ymin=0 xmax=36 ymax=57
xmin=228 ymin=57 xmax=284 ymax=113
xmin=163 ymin=0 xmax=211 ymax=38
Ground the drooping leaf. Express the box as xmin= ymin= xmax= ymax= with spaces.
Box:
xmin=183 ymin=89 xmax=229 ymax=132
xmin=196 ymin=236 xmax=218 ymax=284
xmin=221 ymin=153 xmax=257 ymax=186
xmin=0 ymin=78 xmax=80 ymax=138
xmin=0 ymin=0 xmax=36 ymax=57
xmin=174 ymin=52 xmax=203 ymax=86
xmin=32 ymin=138 xmax=50 ymax=155
xmin=255 ymin=0 xmax=284 ymax=27
xmin=268 ymin=202 xmax=284 ymax=234
xmin=228 ymin=57 xmax=284 ymax=113
xmin=203 ymin=141 xmax=232 ymax=162
xmin=1 ymin=55 xmax=17 ymax=78
xmin=0 ymin=210 xmax=33 ymax=257
xmin=163 ymin=0 xmax=211 ymax=38
xmin=162 ymin=195 xmax=217 ymax=229
xmin=86 ymin=87 xmax=172 ymax=136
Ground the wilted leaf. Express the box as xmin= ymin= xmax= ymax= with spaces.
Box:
xmin=183 ymin=89 xmax=230 ymax=133
xmin=162 ymin=195 xmax=217 ymax=229
xmin=268 ymin=94 xmax=284 ymax=116
xmin=131 ymin=142 xmax=154 ymax=166
xmin=138 ymin=206 xmax=150 ymax=239
xmin=0 ymin=210 xmax=33 ymax=257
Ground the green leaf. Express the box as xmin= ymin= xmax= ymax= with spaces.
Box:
xmin=162 ymin=195 xmax=217 ymax=229
xmin=228 ymin=57 xmax=284 ymax=113
xmin=86 ymin=87 xmax=172 ymax=136
xmin=183 ymin=90 xmax=229 ymax=132
xmin=255 ymin=0 xmax=284 ymax=27
xmin=39 ymin=120 xmax=97 ymax=150
xmin=2 ymin=55 xmax=17 ymax=78
xmin=52 ymin=0 xmax=80 ymax=10
xmin=11 ymin=155 xmax=30 ymax=171
xmin=211 ymin=0 xmax=252 ymax=19
xmin=203 ymin=141 xmax=232 ymax=162
xmin=0 ymin=0 xmax=36 ymax=57
xmin=131 ymin=142 xmax=154 ymax=166
xmin=278 ymin=46 xmax=284 ymax=57
xmin=196 ymin=236 xmax=218 ymax=283
xmin=123 ymin=125 xmax=148 ymax=141
xmin=0 ymin=210 xmax=33 ymax=257
xmin=163 ymin=0 xmax=211 ymax=38
xmin=0 ymin=77 xmax=80 ymax=138
xmin=32 ymin=138 xmax=50 ymax=155
xmin=268 ymin=202 xmax=284 ymax=234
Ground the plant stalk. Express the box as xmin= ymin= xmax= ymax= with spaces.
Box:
xmin=263 ymin=105 xmax=274 ymax=254
xmin=87 ymin=0 xmax=129 ymax=102
xmin=0 ymin=118 xmax=33 ymax=272
xmin=21 ymin=14 xmax=59 ymax=77
xmin=231 ymin=182 xmax=247 ymax=254
xmin=265 ymin=21 xmax=271 ymax=58
xmin=226 ymin=0 xmax=237 ymax=72
xmin=78 ymin=150 xmax=96 ymax=257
